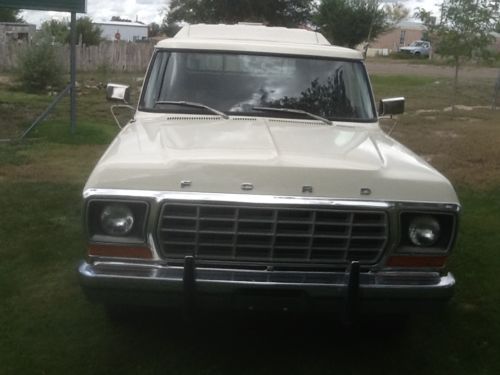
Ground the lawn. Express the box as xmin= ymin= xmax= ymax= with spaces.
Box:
xmin=1 ymin=70 xmax=500 ymax=374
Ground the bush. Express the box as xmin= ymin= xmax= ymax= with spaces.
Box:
xmin=16 ymin=38 xmax=64 ymax=92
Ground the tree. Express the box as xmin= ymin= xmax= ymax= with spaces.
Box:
xmin=148 ymin=22 xmax=161 ymax=38
xmin=0 ymin=7 xmax=23 ymax=22
xmin=16 ymin=32 xmax=64 ymax=91
xmin=40 ymin=19 xmax=69 ymax=44
xmin=111 ymin=16 xmax=132 ymax=22
xmin=316 ymin=0 xmax=399 ymax=49
xmin=73 ymin=17 xmax=103 ymax=45
xmin=416 ymin=0 xmax=499 ymax=103
xmin=161 ymin=21 xmax=181 ymax=37
xmin=40 ymin=17 xmax=102 ymax=46
xmin=165 ymin=0 xmax=314 ymax=27
xmin=384 ymin=3 xmax=410 ymax=25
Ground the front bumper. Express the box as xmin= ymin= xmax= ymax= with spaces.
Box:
xmin=78 ymin=260 xmax=455 ymax=314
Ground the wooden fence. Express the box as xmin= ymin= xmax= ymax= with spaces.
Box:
xmin=0 ymin=41 xmax=155 ymax=72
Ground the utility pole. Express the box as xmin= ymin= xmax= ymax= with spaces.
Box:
xmin=70 ymin=12 xmax=77 ymax=134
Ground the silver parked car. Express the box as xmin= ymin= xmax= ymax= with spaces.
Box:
xmin=400 ymin=40 xmax=431 ymax=57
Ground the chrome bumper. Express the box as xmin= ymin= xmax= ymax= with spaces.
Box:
xmin=78 ymin=260 xmax=455 ymax=313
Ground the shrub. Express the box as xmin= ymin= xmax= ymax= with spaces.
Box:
xmin=16 ymin=38 xmax=64 ymax=92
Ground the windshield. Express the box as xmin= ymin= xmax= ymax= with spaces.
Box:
xmin=140 ymin=51 xmax=376 ymax=121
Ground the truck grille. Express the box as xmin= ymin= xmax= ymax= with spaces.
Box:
xmin=157 ymin=201 xmax=389 ymax=265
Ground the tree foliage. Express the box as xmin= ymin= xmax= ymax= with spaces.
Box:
xmin=161 ymin=21 xmax=182 ymax=37
xmin=16 ymin=33 xmax=64 ymax=92
xmin=40 ymin=19 xmax=69 ymax=44
xmin=417 ymin=1 xmax=498 ymax=76
xmin=316 ymin=0 xmax=402 ymax=48
xmin=148 ymin=22 xmax=161 ymax=37
xmin=40 ymin=17 xmax=103 ymax=46
xmin=0 ymin=7 xmax=23 ymax=22
xmin=165 ymin=0 xmax=314 ymax=27
xmin=74 ymin=17 xmax=103 ymax=45
xmin=111 ymin=16 xmax=132 ymax=22
xmin=263 ymin=77 xmax=355 ymax=118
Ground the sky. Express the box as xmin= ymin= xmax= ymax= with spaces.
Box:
xmin=20 ymin=0 xmax=442 ymax=27
xmin=21 ymin=0 xmax=168 ymax=26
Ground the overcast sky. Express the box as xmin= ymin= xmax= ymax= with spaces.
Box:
xmin=20 ymin=0 xmax=442 ymax=27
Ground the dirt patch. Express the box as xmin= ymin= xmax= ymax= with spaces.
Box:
xmin=443 ymin=105 xmax=491 ymax=112
xmin=390 ymin=109 xmax=500 ymax=190
xmin=366 ymin=60 xmax=498 ymax=79
xmin=0 ymin=75 xmax=12 ymax=85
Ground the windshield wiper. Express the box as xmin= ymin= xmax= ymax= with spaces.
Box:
xmin=252 ymin=106 xmax=332 ymax=126
xmin=155 ymin=100 xmax=229 ymax=119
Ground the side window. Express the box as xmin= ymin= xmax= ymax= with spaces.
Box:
xmin=399 ymin=30 xmax=406 ymax=46
xmin=141 ymin=52 xmax=169 ymax=108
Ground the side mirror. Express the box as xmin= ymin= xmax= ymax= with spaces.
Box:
xmin=106 ymin=83 xmax=130 ymax=103
xmin=379 ymin=97 xmax=405 ymax=116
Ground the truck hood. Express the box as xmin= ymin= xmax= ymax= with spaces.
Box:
xmin=85 ymin=114 xmax=458 ymax=204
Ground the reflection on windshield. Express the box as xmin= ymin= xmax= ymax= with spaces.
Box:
xmin=261 ymin=72 xmax=354 ymax=118
xmin=141 ymin=51 xmax=375 ymax=121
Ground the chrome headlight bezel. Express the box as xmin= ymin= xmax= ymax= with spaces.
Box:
xmin=398 ymin=211 xmax=457 ymax=253
xmin=86 ymin=199 xmax=149 ymax=244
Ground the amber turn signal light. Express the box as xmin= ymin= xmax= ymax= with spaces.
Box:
xmin=386 ymin=255 xmax=448 ymax=268
xmin=88 ymin=244 xmax=152 ymax=259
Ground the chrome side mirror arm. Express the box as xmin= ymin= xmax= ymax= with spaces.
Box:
xmin=110 ymin=105 xmax=135 ymax=129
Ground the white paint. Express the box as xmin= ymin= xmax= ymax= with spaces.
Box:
xmin=157 ymin=24 xmax=362 ymax=60
xmin=85 ymin=114 xmax=458 ymax=204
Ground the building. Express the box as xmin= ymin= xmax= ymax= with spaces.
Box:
xmin=0 ymin=22 xmax=36 ymax=44
xmin=367 ymin=21 xmax=426 ymax=56
xmin=94 ymin=21 xmax=148 ymax=42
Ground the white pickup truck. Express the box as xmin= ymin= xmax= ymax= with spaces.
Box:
xmin=78 ymin=24 xmax=459 ymax=315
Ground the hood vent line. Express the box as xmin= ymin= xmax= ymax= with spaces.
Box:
xmin=163 ymin=115 xmax=257 ymax=121
xmin=268 ymin=119 xmax=329 ymax=126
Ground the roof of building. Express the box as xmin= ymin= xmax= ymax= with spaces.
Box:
xmin=94 ymin=21 xmax=148 ymax=28
xmin=0 ymin=22 xmax=36 ymax=27
xmin=396 ymin=21 xmax=426 ymax=31
xmin=156 ymin=24 xmax=362 ymax=60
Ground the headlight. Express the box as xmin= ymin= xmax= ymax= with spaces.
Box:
xmin=86 ymin=199 xmax=148 ymax=243
xmin=408 ymin=215 xmax=441 ymax=247
xmin=100 ymin=204 xmax=135 ymax=236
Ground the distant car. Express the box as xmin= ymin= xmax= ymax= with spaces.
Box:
xmin=400 ymin=40 xmax=431 ymax=57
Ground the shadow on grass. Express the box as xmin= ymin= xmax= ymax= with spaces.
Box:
xmin=94 ymin=306 xmax=440 ymax=375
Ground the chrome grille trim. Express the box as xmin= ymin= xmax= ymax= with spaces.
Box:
xmin=83 ymin=189 xmax=394 ymax=208
xmin=157 ymin=201 xmax=389 ymax=265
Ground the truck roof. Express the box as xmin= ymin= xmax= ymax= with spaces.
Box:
xmin=156 ymin=24 xmax=363 ymax=60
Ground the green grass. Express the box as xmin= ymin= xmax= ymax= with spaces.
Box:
xmin=371 ymin=75 xmax=495 ymax=112
xmin=0 ymin=181 xmax=499 ymax=374
xmin=29 ymin=120 xmax=117 ymax=145
xmin=0 ymin=142 xmax=29 ymax=165
xmin=0 ymin=70 xmax=499 ymax=374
